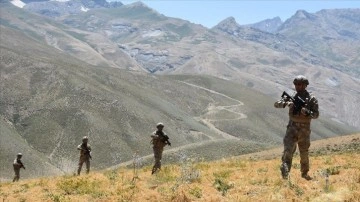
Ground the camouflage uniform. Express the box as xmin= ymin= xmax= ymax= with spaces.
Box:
xmin=151 ymin=123 xmax=171 ymax=174
xmin=13 ymin=153 xmax=25 ymax=182
xmin=77 ymin=136 xmax=92 ymax=175
xmin=274 ymin=75 xmax=319 ymax=180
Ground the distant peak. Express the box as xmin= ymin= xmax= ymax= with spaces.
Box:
xmin=125 ymin=1 xmax=159 ymax=14
xmin=220 ymin=17 xmax=237 ymax=24
xmin=293 ymin=9 xmax=317 ymax=20
xmin=294 ymin=9 xmax=308 ymax=17
xmin=214 ymin=16 xmax=239 ymax=28
xmin=125 ymin=1 xmax=147 ymax=8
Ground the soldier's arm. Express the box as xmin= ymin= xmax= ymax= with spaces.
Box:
xmin=19 ymin=161 xmax=25 ymax=169
xmin=77 ymin=144 xmax=82 ymax=150
xmin=164 ymin=134 xmax=171 ymax=146
xmin=308 ymin=96 xmax=319 ymax=119
xmin=274 ymin=99 xmax=291 ymax=108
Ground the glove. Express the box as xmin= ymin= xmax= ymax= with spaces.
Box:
xmin=285 ymin=101 xmax=294 ymax=108
xmin=301 ymin=108 xmax=311 ymax=116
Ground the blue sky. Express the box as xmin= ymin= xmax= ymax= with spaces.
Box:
xmin=120 ymin=1 xmax=360 ymax=28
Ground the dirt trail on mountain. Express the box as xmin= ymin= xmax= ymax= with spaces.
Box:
xmin=180 ymin=81 xmax=246 ymax=140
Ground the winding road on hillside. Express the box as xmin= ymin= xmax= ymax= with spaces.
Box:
xmin=110 ymin=81 xmax=251 ymax=169
xmin=179 ymin=81 xmax=247 ymax=140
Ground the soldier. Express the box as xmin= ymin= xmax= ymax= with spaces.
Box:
xmin=151 ymin=122 xmax=171 ymax=174
xmin=77 ymin=136 xmax=92 ymax=175
xmin=13 ymin=153 xmax=25 ymax=182
xmin=274 ymin=75 xmax=319 ymax=180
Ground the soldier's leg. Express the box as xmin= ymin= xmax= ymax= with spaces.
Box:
xmin=77 ymin=158 xmax=84 ymax=175
xmin=158 ymin=150 xmax=163 ymax=170
xmin=13 ymin=168 xmax=20 ymax=182
xmin=298 ymin=127 xmax=311 ymax=179
xmin=85 ymin=159 xmax=90 ymax=174
xmin=281 ymin=125 xmax=297 ymax=178
xmin=152 ymin=148 xmax=161 ymax=174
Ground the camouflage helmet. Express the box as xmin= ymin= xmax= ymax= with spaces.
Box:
xmin=17 ymin=153 xmax=23 ymax=157
xmin=156 ymin=122 xmax=164 ymax=128
xmin=82 ymin=136 xmax=89 ymax=141
xmin=293 ymin=75 xmax=309 ymax=85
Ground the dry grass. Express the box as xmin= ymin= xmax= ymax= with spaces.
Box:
xmin=1 ymin=148 xmax=359 ymax=202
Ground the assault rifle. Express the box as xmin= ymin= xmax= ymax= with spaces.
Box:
xmin=79 ymin=145 xmax=92 ymax=159
xmin=162 ymin=135 xmax=171 ymax=146
xmin=281 ymin=91 xmax=306 ymax=115
xmin=19 ymin=162 xmax=26 ymax=169
xmin=85 ymin=148 xmax=92 ymax=159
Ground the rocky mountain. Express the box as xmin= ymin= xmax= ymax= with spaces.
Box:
xmin=245 ymin=16 xmax=283 ymax=33
xmin=15 ymin=0 xmax=123 ymax=17
xmin=277 ymin=9 xmax=360 ymax=76
xmin=1 ymin=1 xmax=359 ymax=180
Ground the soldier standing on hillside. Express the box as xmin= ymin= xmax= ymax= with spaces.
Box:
xmin=274 ymin=75 xmax=319 ymax=180
xmin=77 ymin=136 xmax=92 ymax=175
xmin=13 ymin=153 xmax=25 ymax=182
xmin=151 ymin=122 xmax=171 ymax=175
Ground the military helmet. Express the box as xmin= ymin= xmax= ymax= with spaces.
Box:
xmin=82 ymin=136 xmax=88 ymax=141
xmin=17 ymin=153 xmax=23 ymax=157
xmin=293 ymin=75 xmax=309 ymax=85
xmin=156 ymin=122 xmax=164 ymax=128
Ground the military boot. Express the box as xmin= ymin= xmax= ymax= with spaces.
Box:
xmin=280 ymin=163 xmax=289 ymax=179
xmin=301 ymin=173 xmax=312 ymax=181
xmin=151 ymin=167 xmax=157 ymax=175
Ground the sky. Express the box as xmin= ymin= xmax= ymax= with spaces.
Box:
xmin=120 ymin=1 xmax=360 ymax=28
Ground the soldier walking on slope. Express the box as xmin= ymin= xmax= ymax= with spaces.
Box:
xmin=77 ymin=136 xmax=92 ymax=175
xmin=13 ymin=153 xmax=25 ymax=182
xmin=151 ymin=123 xmax=171 ymax=175
xmin=274 ymin=75 xmax=319 ymax=180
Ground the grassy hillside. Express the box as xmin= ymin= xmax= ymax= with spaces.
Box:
xmin=1 ymin=133 xmax=359 ymax=201
xmin=1 ymin=2 xmax=358 ymax=181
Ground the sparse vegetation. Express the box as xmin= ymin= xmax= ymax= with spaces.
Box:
xmin=1 ymin=146 xmax=359 ymax=201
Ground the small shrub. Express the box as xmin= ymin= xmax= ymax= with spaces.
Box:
xmin=326 ymin=166 xmax=341 ymax=175
xmin=213 ymin=178 xmax=234 ymax=196
xmin=189 ymin=186 xmax=202 ymax=198
xmin=177 ymin=151 xmax=201 ymax=183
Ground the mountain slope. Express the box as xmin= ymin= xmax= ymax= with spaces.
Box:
xmin=3 ymin=1 xmax=359 ymax=128
xmin=1 ymin=1 xmax=359 ymax=180
xmin=1 ymin=133 xmax=359 ymax=201
xmin=1 ymin=20 xmax=357 ymax=179
xmin=278 ymin=9 xmax=360 ymax=76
